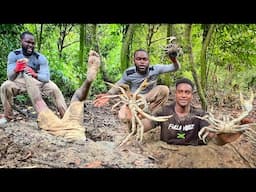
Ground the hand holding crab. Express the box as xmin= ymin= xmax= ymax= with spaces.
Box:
xmin=196 ymin=90 xmax=255 ymax=144
xmin=97 ymin=78 xmax=172 ymax=147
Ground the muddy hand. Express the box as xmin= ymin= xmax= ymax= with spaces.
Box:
xmin=118 ymin=104 xmax=132 ymax=123
xmin=93 ymin=93 xmax=110 ymax=107
xmin=217 ymin=132 xmax=242 ymax=145
xmin=87 ymin=50 xmax=101 ymax=82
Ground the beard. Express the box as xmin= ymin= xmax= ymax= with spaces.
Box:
xmin=22 ymin=46 xmax=34 ymax=56
xmin=136 ymin=65 xmax=148 ymax=75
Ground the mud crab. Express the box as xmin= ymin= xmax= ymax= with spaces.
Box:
xmin=196 ymin=90 xmax=255 ymax=143
xmin=163 ymin=36 xmax=183 ymax=58
xmin=101 ymin=78 xmax=172 ymax=147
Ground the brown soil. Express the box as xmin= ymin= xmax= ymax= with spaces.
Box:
xmin=1 ymin=93 xmax=256 ymax=168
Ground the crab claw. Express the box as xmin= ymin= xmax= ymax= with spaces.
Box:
xmin=240 ymin=90 xmax=254 ymax=112
xmin=167 ymin=36 xmax=177 ymax=43
xmin=198 ymin=127 xmax=209 ymax=144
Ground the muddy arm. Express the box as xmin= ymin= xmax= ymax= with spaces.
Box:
xmin=141 ymin=118 xmax=154 ymax=132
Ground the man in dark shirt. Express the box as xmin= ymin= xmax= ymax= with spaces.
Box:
xmin=136 ymin=78 xmax=242 ymax=145
xmin=0 ymin=31 xmax=67 ymax=125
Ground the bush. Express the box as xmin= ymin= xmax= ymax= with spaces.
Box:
xmin=50 ymin=69 xmax=76 ymax=98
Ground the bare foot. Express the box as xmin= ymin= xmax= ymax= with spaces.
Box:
xmin=87 ymin=50 xmax=100 ymax=81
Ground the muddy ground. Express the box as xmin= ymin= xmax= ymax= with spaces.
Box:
xmin=1 ymin=91 xmax=256 ymax=168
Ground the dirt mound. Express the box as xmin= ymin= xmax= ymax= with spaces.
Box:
xmin=0 ymin=99 xmax=256 ymax=168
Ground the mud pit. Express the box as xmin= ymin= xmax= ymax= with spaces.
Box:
xmin=1 ymin=95 xmax=256 ymax=168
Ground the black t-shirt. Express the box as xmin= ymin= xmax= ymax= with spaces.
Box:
xmin=153 ymin=103 xmax=209 ymax=146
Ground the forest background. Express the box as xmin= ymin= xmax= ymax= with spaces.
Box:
xmin=0 ymin=24 xmax=255 ymax=110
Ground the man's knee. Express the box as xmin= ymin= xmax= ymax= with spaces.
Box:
xmin=43 ymin=81 xmax=62 ymax=95
xmin=1 ymin=81 xmax=11 ymax=91
xmin=0 ymin=80 xmax=16 ymax=95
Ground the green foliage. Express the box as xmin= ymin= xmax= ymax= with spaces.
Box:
xmin=210 ymin=24 xmax=256 ymax=67
xmin=44 ymin=45 xmax=80 ymax=97
xmin=205 ymin=24 xmax=256 ymax=93
xmin=97 ymin=24 xmax=123 ymax=82
xmin=50 ymin=69 xmax=76 ymax=98
xmin=14 ymin=94 xmax=29 ymax=105
xmin=89 ymin=74 xmax=108 ymax=99
xmin=1 ymin=23 xmax=253 ymax=104
xmin=0 ymin=24 xmax=24 ymax=84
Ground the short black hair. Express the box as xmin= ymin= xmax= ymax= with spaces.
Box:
xmin=134 ymin=49 xmax=148 ymax=58
xmin=20 ymin=31 xmax=34 ymax=39
xmin=175 ymin=78 xmax=194 ymax=90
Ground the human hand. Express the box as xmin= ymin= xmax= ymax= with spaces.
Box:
xmin=169 ymin=56 xmax=177 ymax=63
xmin=118 ymin=104 xmax=132 ymax=123
xmin=93 ymin=93 xmax=110 ymax=107
xmin=215 ymin=117 xmax=253 ymax=145
xmin=168 ymin=49 xmax=178 ymax=59
xmin=14 ymin=59 xmax=28 ymax=73
xmin=87 ymin=50 xmax=101 ymax=82
xmin=24 ymin=66 xmax=37 ymax=78
xmin=166 ymin=43 xmax=181 ymax=62
xmin=216 ymin=132 xmax=242 ymax=145
xmin=168 ymin=47 xmax=178 ymax=63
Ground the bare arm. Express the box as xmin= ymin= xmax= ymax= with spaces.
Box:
xmin=141 ymin=118 xmax=155 ymax=132
xmin=35 ymin=54 xmax=50 ymax=82
xmin=170 ymin=57 xmax=181 ymax=71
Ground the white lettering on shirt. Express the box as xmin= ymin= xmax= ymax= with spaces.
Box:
xmin=168 ymin=124 xmax=195 ymax=131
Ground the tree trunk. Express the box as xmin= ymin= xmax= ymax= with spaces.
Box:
xmin=185 ymin=24 xmax=208 ymax=110
xmin=161 ymin=24 xmax=174 ymax=86
xmin=79 ymin=24 xmax=85 ymax=76
xmin=34 ymin=24 xmax=43 ymax=52
xmin=57 ymin=24 xmax=74 ymax=59
xmin=200 ymin=24 xmax=215 ymax=93
xmin=120 ymin=24 xmax=135 ymax=72
xmin=91 ymin=24 xmax=99 ymax=52
xmin=146 ymin=24 xmax=161 ymax=54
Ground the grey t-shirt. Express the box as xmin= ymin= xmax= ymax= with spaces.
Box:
xmin=108 ymin=64 xmax=178 ymax=94
xmin=7 ymin=48 xmax=50 ymax=82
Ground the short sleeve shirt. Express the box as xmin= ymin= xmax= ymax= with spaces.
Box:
xmin=153 ymin=103 xmax=209 ymax=145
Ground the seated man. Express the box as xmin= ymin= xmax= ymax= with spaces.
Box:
xmin=0 ymin=31 xmax=67 ymax=125
xmin=93 ymin=48 xmax=181 ymax=115
xmin=23 ymin=50 xmax=100 ymax=141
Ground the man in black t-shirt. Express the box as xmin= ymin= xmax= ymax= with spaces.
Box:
xmin=133 ymin=78 xmax=242 ymax=146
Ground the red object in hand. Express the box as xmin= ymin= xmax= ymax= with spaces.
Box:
xmin=25 ymin=67 xmax=37 ymax=78
xmin=93 ymin=93 xmax=110 ymax=107
xmin=14 ymin=60 xmax=26 ymax=72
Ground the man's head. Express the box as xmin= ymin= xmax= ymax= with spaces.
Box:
xmin=20 ymin=31 xmax=35 ymax=56
xmin=134 ymin=49 xmax=149 ymax=75
xmin=175 ymin=78 xmax=194 ymax=107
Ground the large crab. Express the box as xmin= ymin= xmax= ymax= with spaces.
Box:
xmin=163 ymin=36 xmax=183 ymax=58
xmin=101 ymin=78 xmax=172 ymax=147
xmin=196 ymin=90 xmax=255 ymax=143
